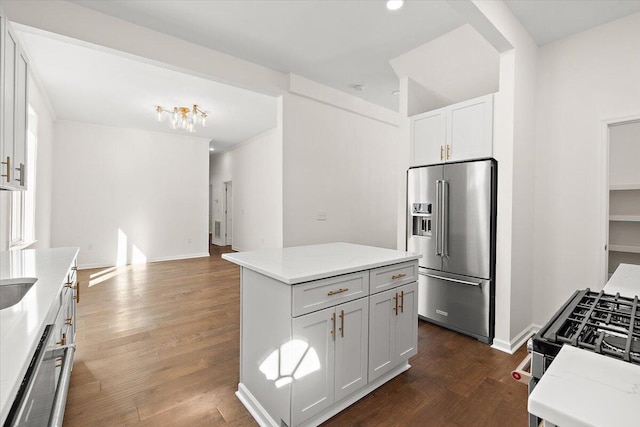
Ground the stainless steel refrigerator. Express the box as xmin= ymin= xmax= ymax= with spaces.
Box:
xmin=407 ymin=159 xmax=496 ymax=343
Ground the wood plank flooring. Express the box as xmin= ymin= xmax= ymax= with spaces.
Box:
xmin=65 ymin=245 xmax=529 ymax=426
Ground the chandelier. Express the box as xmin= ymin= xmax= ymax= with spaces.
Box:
xmin=156 ymin=104 xmax=207 ymax=133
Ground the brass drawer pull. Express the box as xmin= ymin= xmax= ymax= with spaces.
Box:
xmin=399 ymin=290 xmax=405 ymax=313
xmin=392 ymin=273 xmax=406 ymax=280
xmin=74 ymin=281 xmax=80 ymax=303
xmin=393 ymin=293 xmax=398 ymax=315
xmin=339 ymin=310 xmax=344 ymax=338
xmin=330 ymin=312 xmax=336 ymax=341
xmin=1 ymin=156 xmax=10 ymax=182
xmin=65 ymin=316 xmax=74 ymax=326
xmin=440 ymin=146 xmax=443 ymax=161
xmin=327 ymin=288 xmax=349 ymax=296
xmin=446 ymin=144 xmax=451 ymax=160
xmin=57 ymin=333 xmax=67 ymax=346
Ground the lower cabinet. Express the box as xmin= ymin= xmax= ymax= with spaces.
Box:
xmin=291 ymin=297 xmax=368 ymax=425
xmin=369 ymin=282 xmax=418 ymax=382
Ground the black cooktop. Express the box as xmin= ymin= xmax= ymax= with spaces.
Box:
xmin=532 ymin=289 xmax=640 ymax=364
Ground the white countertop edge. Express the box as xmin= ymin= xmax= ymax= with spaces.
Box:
xmin=224 ymin=256 xmax=421 ymax=284
xmin=604 ymin=263 xmax=640 ymax=298
xmin=221 ymin=243 xmax=421 ymax=285
xmin=528 ymin=345 xmax=640 ymax=427
xmin=0 ymin=247 xmax=79 ymax=424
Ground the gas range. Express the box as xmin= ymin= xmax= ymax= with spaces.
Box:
xmin=533 ymin=288 xmax=640 ymax=363
xmin=528 ymin=288 xmax=640 ymax=427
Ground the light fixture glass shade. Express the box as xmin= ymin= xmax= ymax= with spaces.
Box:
xmin=156 ymin=105 xmax=207 ymax=133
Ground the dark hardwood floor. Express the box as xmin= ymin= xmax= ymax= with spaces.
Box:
xmin=65 ymin=245 xmax=528 ymax=426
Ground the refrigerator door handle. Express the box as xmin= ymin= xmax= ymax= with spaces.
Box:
xmin=435 ymin=180 xmax=442 ymax=256
xmin=421 ymin=272 xmax=481 ymax=287
xmin=443 ymin=180 xmax=449 ymax=257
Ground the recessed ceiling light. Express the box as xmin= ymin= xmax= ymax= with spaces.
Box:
xmin=386 ymin=0 xmax=404 ymax=11
xmin=391 ymin=90 xmax=400 ymax=96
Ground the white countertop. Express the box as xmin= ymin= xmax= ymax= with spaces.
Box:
xmin=222 ymin=242 xmax=421 ymax=284
xmin=604 ymin=263 xmax=640 ymax=298
xmin=529 ymin=345 xmax=640 ymax=427
xmin=0 ymin=247 xmax=79 ymax=423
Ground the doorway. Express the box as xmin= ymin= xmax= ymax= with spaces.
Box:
xmin=224 ymin=181 xmax=233 ymax=246
xmin=603 ymin=118 xmax=640 ymax=280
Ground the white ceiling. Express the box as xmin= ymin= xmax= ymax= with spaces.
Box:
xmin=71 ymin=0 xmax=467 ymax=111
xmin=17 ymin=28 xmax=278 ymax=152
xmin=16 ymin=1 xmax=640 ymax=150
xmin=505 ymin=0 xmax=640 ymax=46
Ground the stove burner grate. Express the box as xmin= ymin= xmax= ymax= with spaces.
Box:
xmin=543 ymin=289 xmax=640 ymax=365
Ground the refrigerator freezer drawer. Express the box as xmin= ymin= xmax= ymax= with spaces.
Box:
xmin=418 ymin=269 xmax=493 ymax=343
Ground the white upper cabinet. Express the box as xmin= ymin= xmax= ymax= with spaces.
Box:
xmin=1 ymin=12 xmax=29 ymax=190
xmin=409 ymin=94 xmax=494 ymax=166
xmin=411 ymin=108 xmax=446 ymax=166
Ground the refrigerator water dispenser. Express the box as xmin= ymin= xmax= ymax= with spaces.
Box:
xmin=411 ymin=203 xmax=432 ymax=237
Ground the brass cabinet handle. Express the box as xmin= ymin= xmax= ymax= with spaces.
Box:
xmin=331 ymin=312 xmax=336 ymax=341
xmin=75 ymin=281 xmax=80 ymax=303
xmin=65 ymin=316 xmax=74 ymax=326
xmin=400 ymin=291 xmax=405 ymax=313
xmin=393 ymin=293 xmax=398 ymax=316
xmin=57 ymin=333 xmax=66 ymax=346
xmin=1 ymin=156 xmax=10 ymax=182
xmin=339 ymin=310 xmax=344 ymax=338
xmin=440 ymin=146 xmax=443 ymax=161
xmin=392 ymin=273 xmax=406 ymax=280
xmin=446 ymin=144 xmax=451 ymax=160
xmin=327 ymin=288 xmax=349 ymax=296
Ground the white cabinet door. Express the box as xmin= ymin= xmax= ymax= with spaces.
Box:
xmin=1 ymin=24 xmax=17 ymax=188
xmin=394 ymin=282 xmax=418 ymax=361
xmin=410 ymin=109 xmax=446 ymax=167
xmin=291 ymin=307 xmax=335 ymax=426
xmin=368 ymin=288 xmax=396 ymax=382
xmin=13 ymin=48 xmax=28 ymax=189
xmin=369 ymin=283 xmax=418 ymax=382
xmin=334 ymin=298 xmax=368 ymax=401
xmin=447 ymin=95 xmax=493 ymax=162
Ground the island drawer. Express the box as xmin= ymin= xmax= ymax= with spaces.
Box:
xmin=369 ymin=261 xmax=418 ymax=294
xmin=292 ymin=270 xmax=370 ymax=317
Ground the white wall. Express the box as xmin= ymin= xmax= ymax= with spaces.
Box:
xmin=29 ymin=75 xmax=55 ymax=249
xmin=609 ymin=121 xmax=640 ymax=187
xmin=52 ymin=121 xmax=210 ymax=268
xmin=282 ymin=93 xmax=400 ymax=249
xmin=209 ymin=126 xmax=283 ymax=252
xmin=533 ymin=12 xmax=640 ymax=325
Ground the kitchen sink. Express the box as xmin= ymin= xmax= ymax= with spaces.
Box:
xmin=0 ymin=278 xmax=38 ymax=310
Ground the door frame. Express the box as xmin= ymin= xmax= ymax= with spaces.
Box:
xmin=598 ymin=113 xmax=640 ymax=284
xmin=224 ymin=181 xmax=232 ymax=246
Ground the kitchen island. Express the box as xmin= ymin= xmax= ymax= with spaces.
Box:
xmin=222 ymin=243 xmax=421 ymax=427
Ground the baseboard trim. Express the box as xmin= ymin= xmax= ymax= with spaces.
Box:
xmin=78 ymin=252 xmax=210 ymax=270
xmin=491 ymin=324 xmax=540 ymax=354
xmin=236 ymin=362 xmax=411 ymax=427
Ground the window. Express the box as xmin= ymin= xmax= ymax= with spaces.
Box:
xmin=9 ymin=106 xmax=37 ymax=248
